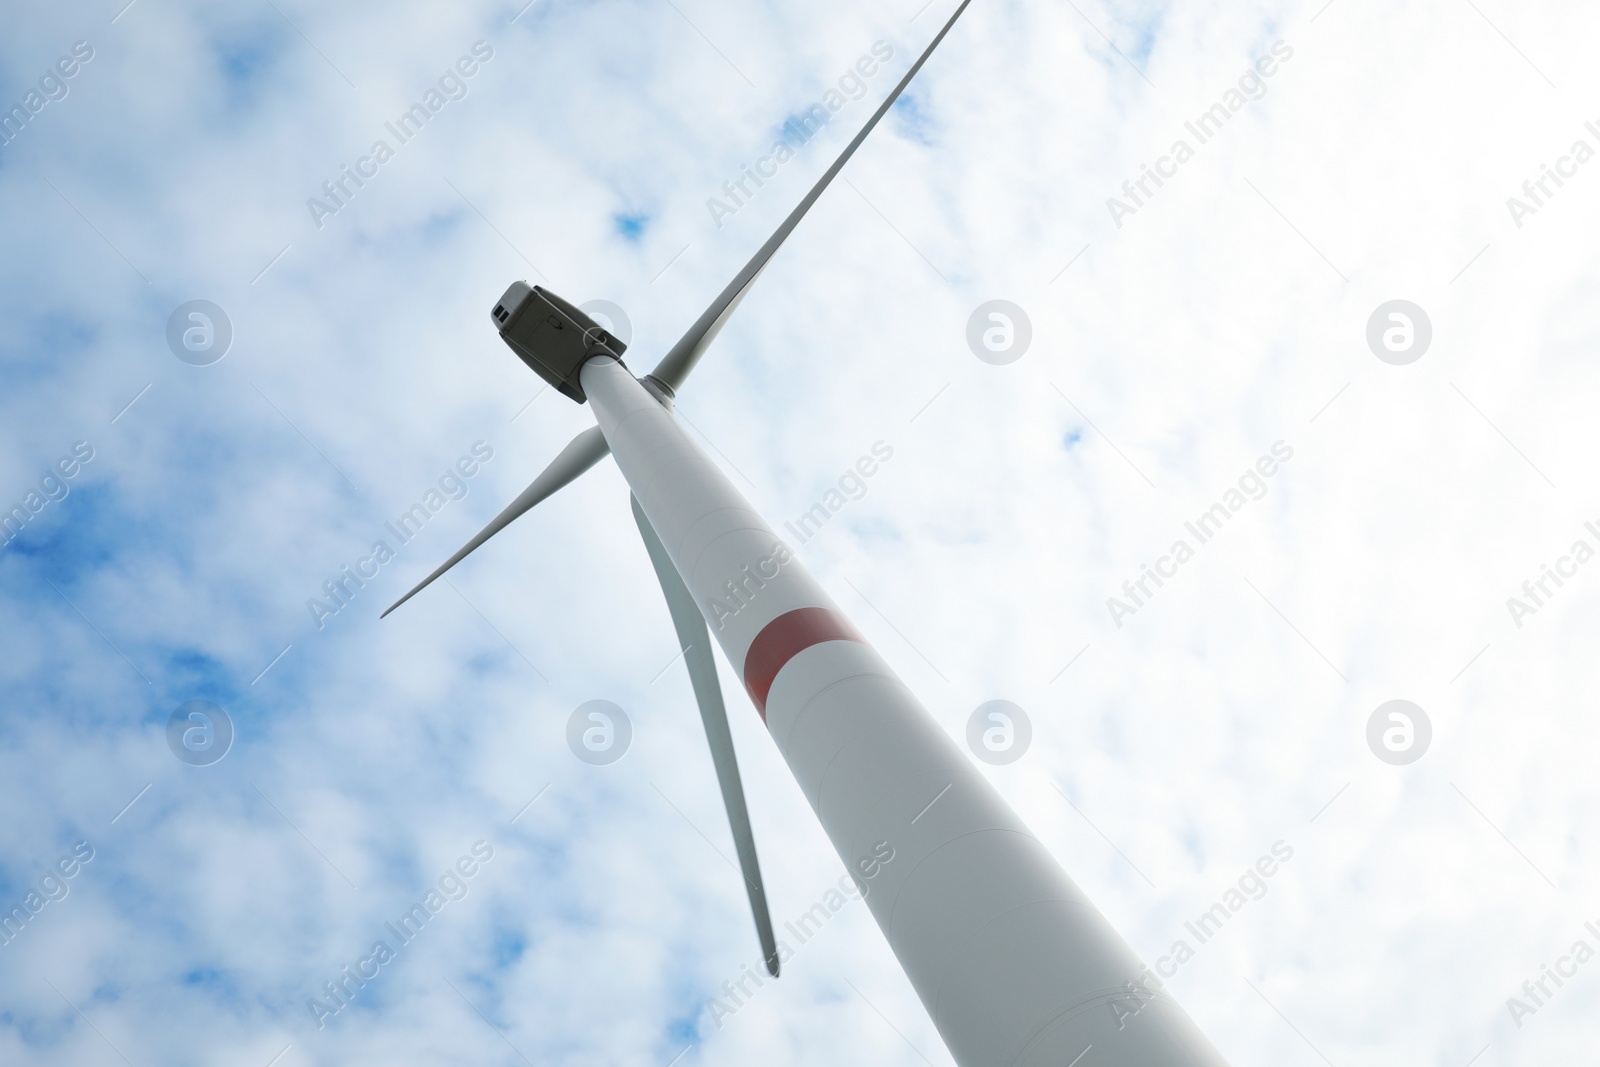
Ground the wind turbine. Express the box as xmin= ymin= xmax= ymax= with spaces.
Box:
xmin=385 ymin=4 xmax=1231 ymax=1064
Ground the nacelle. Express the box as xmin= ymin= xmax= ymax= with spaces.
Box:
xmin=491 ymin=282 xmax=626 ymax=403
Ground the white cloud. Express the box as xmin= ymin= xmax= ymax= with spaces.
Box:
xmin=1 ymin=0 xmax=1597 ymax=1064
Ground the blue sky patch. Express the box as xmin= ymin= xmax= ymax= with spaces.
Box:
xmin=614 ymin=212 xmax=648 ymax=241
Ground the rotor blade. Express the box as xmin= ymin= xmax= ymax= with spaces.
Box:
xmin=631 ymin=494 xmax=781 ymax=977
xmin=380 ymin=426 xmax=610 ymax=618
xmin=648 ymin=0 xmax=975 ymax=395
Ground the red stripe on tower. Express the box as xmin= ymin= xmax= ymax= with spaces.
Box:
xmin=742 ymin=606 xmax=868 ymax=719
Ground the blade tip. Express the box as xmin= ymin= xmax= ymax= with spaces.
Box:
xmin=380 ymin=589 xmax=418 ymax=619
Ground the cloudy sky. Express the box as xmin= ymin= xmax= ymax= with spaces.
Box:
xmin=1 ymin=0 xmax=1597 ymax=1063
